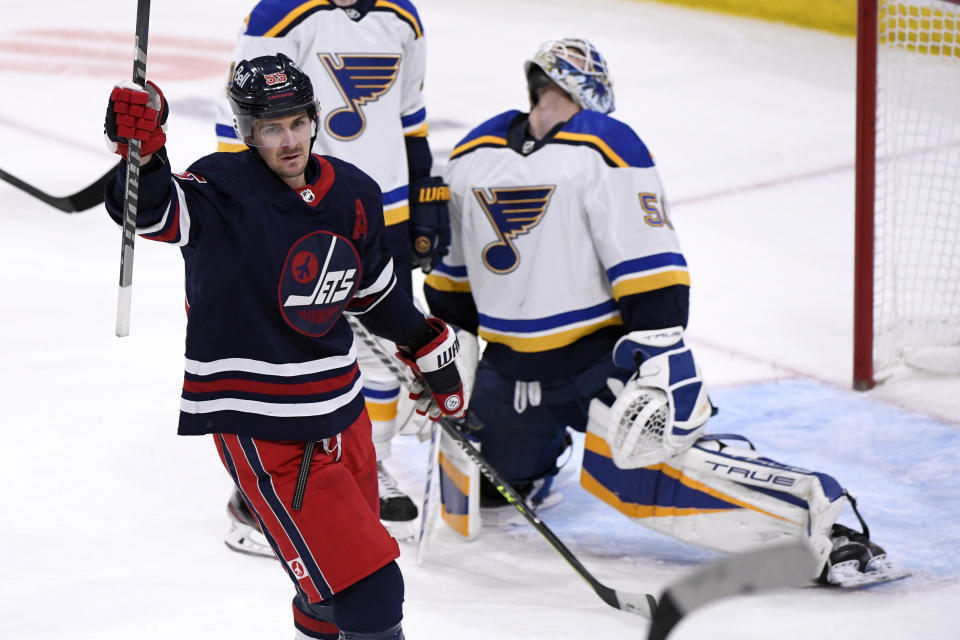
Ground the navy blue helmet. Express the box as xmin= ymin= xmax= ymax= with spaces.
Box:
xmin=228 ymin=53 xmax=320 ymax=145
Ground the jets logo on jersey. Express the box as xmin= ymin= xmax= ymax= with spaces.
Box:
xmin=279 ymin=231 xmax=361 ymax=337
xmin=318 ymin=53 xmax=402 ymax=141
xmin=474 ymin=186 xmax=555 ymax=274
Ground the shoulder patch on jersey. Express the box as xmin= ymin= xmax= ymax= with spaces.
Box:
xmin=371 ymin=0 xmax=424 ymax=38
xmin=551 ymin=111 xmax=655 ymax=169
xmin=246 ymin=0 xmax=336 ymax=38
xmin=450 ymin=111 xmax=521 ymax=160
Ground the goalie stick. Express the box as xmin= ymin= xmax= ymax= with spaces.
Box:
xmin=0 ymin=166 xmax=112 ymax=213
xmin=346 ymin=316 xmax=658 ymax=619
xmin=646 ymin=542 xmax=816 ymax=640
xmin=115 ymin=0 xmax=152 ymax=337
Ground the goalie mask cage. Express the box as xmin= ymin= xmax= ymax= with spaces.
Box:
xmin=854 ymin=0 xmax=960 ymax=389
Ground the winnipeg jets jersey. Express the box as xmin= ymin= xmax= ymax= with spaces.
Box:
xmin=104 ymin=152 xmax=426 ymax=441
xmin=425 ymin=110 xmax=690 ymax=380
xmin=214 ymin=0 xmax=428 ymax=229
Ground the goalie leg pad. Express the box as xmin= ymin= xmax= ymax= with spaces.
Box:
xmin=581 ymin=429 xmax=848 ymax=577
xmin=438 ymin=429 xmax=481 ymax=539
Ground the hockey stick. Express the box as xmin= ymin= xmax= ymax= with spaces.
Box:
xmin=415 ymin=421 xmax=440 ymax=565
xmin=646 ymin=541 xmax=815 ymax=640
xmin=0 ymin=166 xmax=112 ymax=213
xmin=346 ymin=316 xmax=658 ymax=619
xmin=115 ymin=0 xmax=152 ymax=337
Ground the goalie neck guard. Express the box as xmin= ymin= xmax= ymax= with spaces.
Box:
xmin=524 ymin=38 xmax=615 ymax=114
xmin=228 ymin=53 xmax=320 ymax=147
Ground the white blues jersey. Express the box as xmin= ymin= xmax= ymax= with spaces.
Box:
xmin=214 ymin=0 xmax=429 ymax=229
xmin=425 ymin=109 xmax=690 ymax=380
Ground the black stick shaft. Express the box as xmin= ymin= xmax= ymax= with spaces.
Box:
xmin=0 ymin=166 xmax=112 ymax=213
xmin=345 ymin=316 xmax=656 ymax=618
xmin=115 ymin=0 xmax=152 ymax=337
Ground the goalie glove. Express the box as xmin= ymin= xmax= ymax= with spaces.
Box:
xmin=104 ymin=80 xmax=169 ymax=159
xmin=607 ymin=327 xmax=712 ymax=468
xmin=397 ymin=318 xmax=466 ymax=421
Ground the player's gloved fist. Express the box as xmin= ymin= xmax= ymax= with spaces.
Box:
xmin=409 ymin=176 xmax=451 ymax=273
xmin=104 ymin=80 xmax=168 ymax=158
xmin=397 ymin=317 xmax=465 ymax=421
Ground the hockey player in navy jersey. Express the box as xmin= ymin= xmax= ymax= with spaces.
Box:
xmin=424 ymin=38 xmax=906 ymax=587
xmin=104 ymin=53 xmax=465 ymax=639
xmin=215 ymin=0 xmax=450 ymax=545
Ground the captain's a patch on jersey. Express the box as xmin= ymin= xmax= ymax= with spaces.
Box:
xmin=279 ymin=231 xmax=361 ymax=336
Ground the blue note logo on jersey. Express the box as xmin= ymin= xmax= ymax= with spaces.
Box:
xmin=474 ymin=186 xmax=555 ymax=274
xmin=318 ymin=53 xmax=402 ymax=141
xmin=279 ymin=231 xmax=361 ymax=337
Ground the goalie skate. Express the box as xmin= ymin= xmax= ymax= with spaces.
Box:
xmin=224 ymin=489 xmax=274 ymax=558
xmin=820 ymin=524 xmax=911 ymax=588
xmin=479 ymin=475 xmax=563 ymax=526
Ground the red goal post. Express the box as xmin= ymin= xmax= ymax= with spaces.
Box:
xmin=854 ymin=0 xmax=960 ymax=389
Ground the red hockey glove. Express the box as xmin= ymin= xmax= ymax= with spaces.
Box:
xmin=104 ymin=80 xmax=168 ymax=159
xmin=397 ymin=318 xmax=465 ymax=421
xmin=409 ymin=176 xmax=451 ymax=274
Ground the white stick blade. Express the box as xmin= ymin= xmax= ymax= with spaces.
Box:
xmin=667 ymin=542 xmax=816 ymax=615
xmin=116 ymin=285 xmax=132 ymax=337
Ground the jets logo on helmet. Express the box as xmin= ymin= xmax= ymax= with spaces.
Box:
xmin=524 ymin=38 xmax=614 ymax=114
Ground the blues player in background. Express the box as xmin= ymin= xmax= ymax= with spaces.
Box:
xmin=424 ymin=38 xmax=906 ymax=587
xmin=214 ymin=0 xmax=450 ymax=546
xmin=103 ymin=53 xmax=465 ymax=639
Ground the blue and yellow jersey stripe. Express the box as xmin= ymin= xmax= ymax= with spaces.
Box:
xmin=361 ymin=385 xmax=400 ymax=422
xmin=424 ymin=263 xmax=471 ymax=293
xmin=382 ymin=184 xmax=410 ymax=226
xmin=477 ymin=300 xmax=623 ymax=353
xmin=450 ymin=135 xmax=508 ymax=159
xmin=245 ymin=0 xmax=424 ymax=39
xmin=607 ymin=252 xmax=690 ymax=300
xmin=552 ymin=110 xmax=655 ymax=168
xmin=401 ymin=107 xmax=428 ymax=137
xmin=372 ymin=0 xmax=424 ymax=38
xmin=448 ymin=110 xmax=519 ymax=160
xmin=216 ymin=123 xmax=246 ymax=153
xmin=246 ymin=0 xmax=335 ymax=38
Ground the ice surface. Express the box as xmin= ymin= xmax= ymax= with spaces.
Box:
xmin=1 ymin=1 xmax=957 ymax=638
